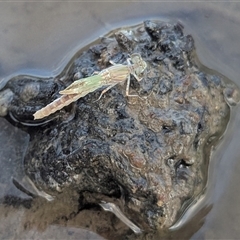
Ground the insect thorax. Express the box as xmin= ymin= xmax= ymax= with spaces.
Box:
xmin=100 ymin=69 xmax=112 ymax=84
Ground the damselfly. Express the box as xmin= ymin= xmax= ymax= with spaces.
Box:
xmin=33 ymin=53 xmax=147 ymax=120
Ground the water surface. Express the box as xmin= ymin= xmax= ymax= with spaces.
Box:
xmin=1 ymin=2 xmax=240 ymax=239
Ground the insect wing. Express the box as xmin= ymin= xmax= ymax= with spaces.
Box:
xmin=59 ymin=75 xmax=102 ymax=95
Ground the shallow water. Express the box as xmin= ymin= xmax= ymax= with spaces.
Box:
xmin=1 ymin=2 xmax=240 ymax=239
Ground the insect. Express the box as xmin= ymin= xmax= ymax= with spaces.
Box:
xmin=33 ymin=53 xmax=147 ymax=120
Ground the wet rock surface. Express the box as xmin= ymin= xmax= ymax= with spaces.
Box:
xmin=0 ymin=20 xmax=237 ymax=233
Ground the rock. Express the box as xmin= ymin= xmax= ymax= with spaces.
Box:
xmin=0 ymin=20 xmax=237 ymax=231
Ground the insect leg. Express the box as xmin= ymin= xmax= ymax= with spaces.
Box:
xmin=125 ymin=75 xmax=139 ymax=97
xmin=132 ymin=73 xmax=142 ymax=82
xmin=92 ymin=71 xmax=100 ymax=76
xmin=127 ymin=57 xmax=132 ymax=66
xmin=109 ymin=60 xmax=117 ymax=66
xmin=94 ymin=84 xmax=117 ymax=102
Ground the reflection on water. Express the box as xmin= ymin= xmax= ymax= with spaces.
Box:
xmin=0 ymin=118 xmax=29 ymax=199
xmin=1 ymin=2 xmax=240 ymax=240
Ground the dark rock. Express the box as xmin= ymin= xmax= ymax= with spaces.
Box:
xmin=0 ymin=20 xmax=237 ymax=231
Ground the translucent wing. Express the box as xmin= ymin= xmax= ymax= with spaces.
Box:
xmin=59 ymin=75 xmax=103 ymax=95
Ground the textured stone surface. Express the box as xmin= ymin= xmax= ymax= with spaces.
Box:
xmin=0 ymin=20 xmax=235 ymax=230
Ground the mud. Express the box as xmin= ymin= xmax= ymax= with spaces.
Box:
xmin=0 ymin=20 xmax=238 ymax=237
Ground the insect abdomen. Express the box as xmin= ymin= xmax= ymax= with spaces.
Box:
xmin=33 ymin=94 xmax=79 ymax=120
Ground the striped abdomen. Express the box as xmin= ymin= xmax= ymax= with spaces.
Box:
xmin=33 ymin=94 xmax=80 ymax=120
